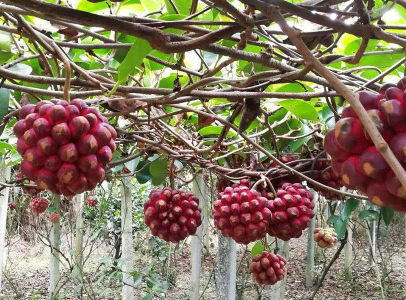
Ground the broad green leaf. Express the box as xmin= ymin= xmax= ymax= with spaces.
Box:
xmin=289 ymin=124 xmax=312 ymax=152
xmin=165 ymin=0 xmax=192 ymax=15
xmin=0 ymin=88 xmax=9 ymax=137
xmin=9 ymin=63 xmax=32 ymax=76
xmin=327 ymin=215 xmax=340 ymax=224
xmin=268 ymin=108 xmax=288 ymax=125
xmin=149 ymin=159 xmax=168 ymax=186
xmin=124 ymin=156 xmax=140 ymax=172
xmin=344 ymin=39 xmax=379 ymax=56
xmin=0 ymin=51 xmax=13 ymax=65
xmin=381 ymin=207 xmax=394 ymax=226
xmin=77 ymin=0 xmax=109 ymax=12
xmin=278 ymin=100 xmax=319 ymax=121
xmin=118 ymin=38 xmax=152 ymax=84
xmin=0 ymin=32 xmax=10 ymax=52
xmin=159 ymin=74 xmax=188 ymax=89
xmin=358 ymin=209 xmax=380 ymax=221
xmin=0 ymin=142 xmax=14 ymax=152
xmin=141 ymin=0 xmax=162 ymax=11
xmin=334 ymin=218 xmax=348 ymax=240
xmin=341 ymin=198 xmax=359 ymax=221
xmin=251 ymin=242 xmax=264 ymax=258
xmin=198 ymin=126 xmax=237 ymax=137
xmin=136 ymin=160 xmax=151 ymax=184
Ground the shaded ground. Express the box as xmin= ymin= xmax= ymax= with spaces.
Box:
xmin=1 ymin=227 xmax=405 ymax=300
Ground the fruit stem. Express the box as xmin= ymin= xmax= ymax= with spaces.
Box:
xmin=264 ymin=176 xmax=277 ymax=197
xmin=274 ymin=238 xmax=279 ymax=254
xmin=169 ymin=159 xmax=175 ymax=189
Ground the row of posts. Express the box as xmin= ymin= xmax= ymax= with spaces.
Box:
xmin=0 ymin=168 xmax=393 ymax=299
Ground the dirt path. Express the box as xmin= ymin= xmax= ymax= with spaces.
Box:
xmin=1 ymin=229 xmax=405 ymax=300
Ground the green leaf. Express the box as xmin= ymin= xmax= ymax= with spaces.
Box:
xmin=9 ymin=63 xmax=32 ymax=76
xmin=143 ymin=293 xmax=153 ymax=300
xmin=149 ymin=159 xmax=168 ymax=186
xmin=118 ymin=38 xmax=152 ymax=84
xmin=198 ymin=126 xmax=237 ymax=137
xmin=326 ymin=215 xmax=340 ymax=224
xmin=381 ymin=207 xmax=394 ymax=226
xmin=341 ymin=198 xmax=359 ymax=221
xmin=334 ymin=218 xmax=348 ymax=240
xmin=136 ymin=160 xmax=151 ymax=184
xmin=0 ymin=32 xmax=10 ymax=52
xmin=251 ymin=242 xmax=264 ymax=258
xmin=133 ymin=274 xmax=142 ymax=286
xmin=358 ymin=209 xmax=380 ymax=221
xmin=124 ymin=156 xmax=140 ymax=173
xmin=0 ymin=88 xmax=9 ymax=137
xmin=278 ymin=100 xmax=319 ymax=121
xmin=164 ymin=0 xmax=192 ymax=15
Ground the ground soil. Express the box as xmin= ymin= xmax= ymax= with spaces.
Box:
xmin=1 ymin=222 xmax=405 ymax=300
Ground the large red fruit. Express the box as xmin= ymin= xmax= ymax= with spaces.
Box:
xmin=144 ymin=188 xmax=202 ymax=243
xmin=14 ymin=99 xmax=116 ymax=196
xmin=263 ymin=182 xmax=315 ymax=241
xmin=249 ymin=251 xmax=287 ymax=285
xmin=31 ymin=197 xmax=48 ymax=214
xmin=8 ymin=202 xmax=16 ymax=210
xmin=313 ymin=227 xmax=338 ymax=248
xmin=324 ymin=77 xmax=406 ymax=212
xmin=213 ymin=180 xmax=272 ymax=244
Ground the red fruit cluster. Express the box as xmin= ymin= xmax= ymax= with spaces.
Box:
xmin=261 ymin=182 xmax=315 ymax=241
xmin=14 ymin=99 xmax=116 ymax=197
xmin=50 ymin=213 xmax=60 ymax=223
xmin=310 ymin=160 xmax=344 ymax=200
xmin=324 ymin=79 xmax=406 ymax=211
xmin=8 ymin=202 xmax=16 ymax=210
xmin=31 ymin=197 xmax=48 ymax=214
xmin=249 ymin=251 xmax=287 ymax=285
xmin=144 ymin=188 xmax=202 ymax=243
xmin=17 ymin=173 xmax=42 ymax=195
xmin=213 ymin=180 xmax=272 ymax=244
xmin=314 ymin=227 xmax=338 ymax=248
xmin=86 ymin=199 xmax=98 ymax=207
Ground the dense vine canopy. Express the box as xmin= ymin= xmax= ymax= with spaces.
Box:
xmin=0 ymin=0 xmax=405 ymax=200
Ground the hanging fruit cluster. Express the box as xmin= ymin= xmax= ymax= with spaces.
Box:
xmin=213 ymin=180 xmax=272 ymax=244
xmin=31 ymin=197 xmax=48 ymax=214
xmin=144 ymin=188 xmax=202 ymax=243
xmin=313 ymin=227 xmax=338 ymax=248
xmin=260 ymin=182 xmax=315 ymax=241
xmin=324 ymin=79 xmax=406 ymax=212
xmin=8 ymin=202 xmax=16 ymax=210
xmin=309 ymin=160 xmax=344 ymax=200
xmin=249 ymin=251 xmax=287 ymax=285
xmin=49 ymin=213 xmax=60 ymax=223
xmin=14 ymin=99 xmax=116 ymax=197
xmin=86 ymin=198 xmax=98 ymax=207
